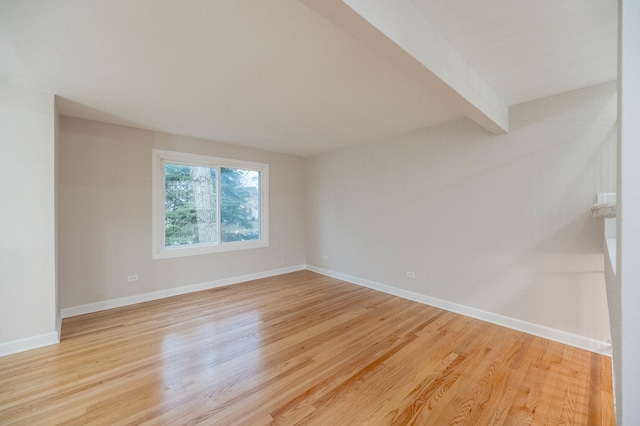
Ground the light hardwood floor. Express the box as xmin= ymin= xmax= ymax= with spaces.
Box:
xmin=0 ymin=271 xmax=614 ymax=425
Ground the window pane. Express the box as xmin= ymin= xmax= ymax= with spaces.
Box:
xmin=220 ymin=168 xmax=260 ymax=242
xmin=164 ymin=163 xmax=217 ymax=246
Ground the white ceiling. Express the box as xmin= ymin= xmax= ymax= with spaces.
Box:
xmin=410 ymin=0 xmax=618 ymax=105
xmin=0 ymin=0 xmax=617 ymax=157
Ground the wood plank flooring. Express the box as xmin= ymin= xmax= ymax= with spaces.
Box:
xmin=0 ymin=271 xmax=615 ymax=425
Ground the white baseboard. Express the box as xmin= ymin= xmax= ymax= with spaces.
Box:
xmin=306 ymin=265 xmax=612 ymax=356
xmin=0 ymin=331 xmax=60 ymax=357
xmin=5 ymin=264 xmax=611 ymax=358
xmin=61 ymin=265 xmax=306 ymax=319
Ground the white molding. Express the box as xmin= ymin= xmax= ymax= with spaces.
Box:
xmin=56 ymin=312 xmax=62 ymax=339
xmin=306 ymin=265 xmax=612 ymax=356
xmin=61 ymin=265 xmax=305 ymax=318
xmin=0 ymin=331 xmax=60 ymax=357
xmin=7 ymin=264 xmax=610 ymax=358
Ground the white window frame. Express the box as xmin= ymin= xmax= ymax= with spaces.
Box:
xmin=152 ymin=149 xmax=269 ymax=260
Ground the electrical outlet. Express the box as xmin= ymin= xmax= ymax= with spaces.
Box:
xmin=127 ymin=274 xmax=139 ymax=282
xmin=406 ymin=271 xmax=415 ymax=278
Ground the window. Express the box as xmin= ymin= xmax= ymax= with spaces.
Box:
xmin=152 ymin=149 xmax=269 ymax=259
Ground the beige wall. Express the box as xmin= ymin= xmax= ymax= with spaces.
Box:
xmin=306 ymin=82 xmax=617 ymax=344
xmin=0 ymin=82 xmax=58 ymax=348
xmin=58 ymin=117 xmax=306 ymax=309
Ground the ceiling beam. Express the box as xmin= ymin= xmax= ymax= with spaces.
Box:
xmin=300 ymin=0 xmax=509 ymax=133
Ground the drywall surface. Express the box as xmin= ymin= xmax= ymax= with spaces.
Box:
xmin=306 ymin=82 xmax=616 ymax=344
xmin=614 ymin=0 xmax=640 ymax=421
xmin=58 ymin=117 xmax=306 ymax=309
xmin=0 ymin=82 xmax=58 ymax=346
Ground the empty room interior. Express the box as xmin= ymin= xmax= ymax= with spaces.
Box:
xmin=1 ymin=1 xmax=639 ymax=425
